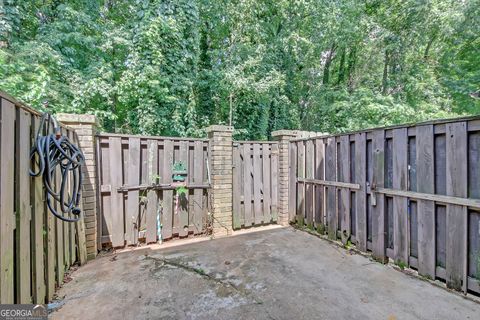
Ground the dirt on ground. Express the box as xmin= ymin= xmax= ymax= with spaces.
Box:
xmin=51 ymin=226 xmax=480 ymax=320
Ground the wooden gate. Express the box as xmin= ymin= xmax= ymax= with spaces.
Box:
xmin=97 ymin=133 xmax=210 ymax=247
xmin=290 ymin=116 xmax=480 ymax=295
xmin=232 ymin=141 xmax=279 ymax=228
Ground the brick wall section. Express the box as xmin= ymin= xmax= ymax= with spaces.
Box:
xmin=272 ymin=130 xmax=300 ymax=225
xmin=207 ymin=125 xmax=234 ymax=237
xmin=272 ymin=130 xmax=326 ymax=225
xmin=57 ymin=113 xmax=98 ymax=260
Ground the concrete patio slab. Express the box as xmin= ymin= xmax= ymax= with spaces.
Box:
xmin=51 ymin=227 xmax=480 ymax=320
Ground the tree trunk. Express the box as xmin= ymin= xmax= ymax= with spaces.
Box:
xmin=382 ymin=49 xmax=389 ymax=95
xmin=337 ymin=48 xmax=346 ymax=85
xmin=322 ymin=43 xmax=337 ymax=85
xmin=347 ymin=47 xmax=357 ymax=92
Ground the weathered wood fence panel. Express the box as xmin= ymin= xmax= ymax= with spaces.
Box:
xmin=232 ymin=141 xmax=279 ymax=228
xmin=97 ymin=134 xmax=210 ymax=246
xmin=0 ymin=92 xmax=87 ymax=304
xmin=291 ymin=116 xmax=480 ymax=295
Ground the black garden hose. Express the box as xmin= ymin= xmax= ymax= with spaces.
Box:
xmin=29 ymin=113 xmax=84 ymax=222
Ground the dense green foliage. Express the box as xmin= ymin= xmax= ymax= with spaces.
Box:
xmin=1 ymin=0 xmax=478 ymax=139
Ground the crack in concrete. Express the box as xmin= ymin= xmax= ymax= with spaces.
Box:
xmin=144 ymin=255 xmax=264 ymax=305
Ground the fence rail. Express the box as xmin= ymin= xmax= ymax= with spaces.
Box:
xmin=0 ymin=92 xmax=87 ymax=304
xmin=232 ymin=141 xmax=279 ymax=228
xmin=290 ymin=117 xmax=480 ymax=295
xmin=97 ymin=134 xmax=210 ymax=247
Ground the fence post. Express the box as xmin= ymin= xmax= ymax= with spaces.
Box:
xmin=57 ymin=113 xmax=98 ymax=260
xmin=272 ymin=130 xmax=301 ymax=226
xmin=207 ymin=125 xmax=234 ymax=237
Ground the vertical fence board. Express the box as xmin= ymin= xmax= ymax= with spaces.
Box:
xmin=253 ymin=144 xmax=263 ymax=224
xmin=45 ymin=125 xmax=56 ymax=300
xmin=126 ymin=138 xmax=140 ymax=245
xmin=243 ymin=144 xmax=253 ymax=226
xmin=393 ymin=128 xmax=408 ymax=264
xmin=326 ymin=137 xmax=337 ymax=239
xmin=262 ymin=145 xmax=272 ymax=223
xmin=108 ymin=137 xmax=124 ymax=247
xmin=288 ymin=143 xmax=297 ymax=222
xmin=339 ymin=136 xmax=350 ymax=238
xmin=297 ymin=141 xmax=305 ymax=221
xmin=416 ymin=125 xmax=436 ymax=278
xmin=194 ymin=141 xmax=205 ymax=233
xmin=14 ymin=109 xmax=32 ymax=303
xmin=305 ymin=140 xmax=314 ymax=226
xmin=55 ymin=159 xmax=64 ymax=287
xmin=271 ymin=143 xmax=279 ymax=221
xmin=0 ymin=99 xmax=15 ymax=303
xmin=372 ymin=130 xmax=386 ymax=262
xmin=445 ymin=122 xmax=468 ymax=291
xmin=162 ymin=140 xmax=174 ymax=239
xmin=355 ymin=133 xmax=367 ymax=251
xmin=232 ymin=145 xmax=241 ymax=229
xmin=468 ymin=132 xmax=480 ymax=284
xmin=31 ymin=115 xmax=46 ymax=303
xmin=314 ymin=139 xmax=325 ymax=226
xmin=178 ymin=141 xmax=189 ymax=237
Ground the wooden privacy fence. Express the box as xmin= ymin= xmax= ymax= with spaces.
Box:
xmin=232 ymin=141 xmax=279 ymax=228
xmin=290 ymin=116 xmax=480 ymax=295
xmin=0 ymin=92 xmax=87 ymax=304
xmin=97 ymin=134 xmax=210 ymax=247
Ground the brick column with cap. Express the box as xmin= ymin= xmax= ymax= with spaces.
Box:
xmin=207 ymin=125 xmax=234 ymax=237
xmin=56 ymin=113 xmax=98 ymax=260
xmin=272 ymin=130 xmax=301 ymax=225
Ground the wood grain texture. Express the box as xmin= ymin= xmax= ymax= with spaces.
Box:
xmin=339 ymin=135 xmax=351 ymax=237
xmin=262 ymin=145 xmax=272 ymax=223
xmin=109 ymin=137 xmax=124 ymax=247
xmin=0 ymin=99 xmax=15 ymax=303
xmin=297 ymin=141 xmax=305 ymax=221
xmin=145 ymin=140 xmax=158 ymax=243
xmin=393 ymin=128 xmax=408 ymax=264
xmin=162 ymin=140 xmax=174 ymax=239
xmin=355 ymin=133 xmax=367 ymax=251
xmin=325 ymin=137 xmax=337 ymax=239
xmin=271 ymin=143 xmax=279 ymax=221
xmin=305 ymin=140 xmax=314 ymax=226
xmin=416 ymin=125 xmax=436 ymax=278
xmin=178 ymin=141 xmax=188 ymax=237
xmin=243 ymin=144 xmax=253 ymax=226
xmin=31 ymin=115 xmax=46 ymax=303
xmin=194 ymin=141 xmax=206 ymax=232
xmin=288 ymin=143 xmax=297 ymax=222
xmin=15 ymin=109 xmax=32 ymax=303
xmin=314 ymin=139 xmax=325 ymax=226
xmin=372 ymin=130 xmax=387 ymax=262
xmin=126 ymin=138 xmax=140 ymax=245
xmin=445 ymin=122 xmax=468 ymax=291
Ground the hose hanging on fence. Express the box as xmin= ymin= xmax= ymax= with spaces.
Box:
xmin=29 ymin=113 xmax=84 ymax=222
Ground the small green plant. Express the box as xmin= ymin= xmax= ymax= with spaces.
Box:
xmin=194 ymin=267 xmax=205 ymax=275
xmin=395 ymin=260 xmax=407 ymax=270
xmin=150 ymin=174 xmax=161 ymax=184
xmin=175 ymin=186 xmax=188 ymax=196
xmin=307 ymin=223 xmax=314 ymax=231
xmin=316 ymin=224 xmax=325 ymax=235
xmin=296 ymin=215 xmax=304 ymax=227
xmin=344 ymin=240 xmax=352 ymax=250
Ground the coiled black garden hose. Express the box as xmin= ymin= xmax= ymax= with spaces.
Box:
xmin=29 ymin=113 xmax=84 ymax=222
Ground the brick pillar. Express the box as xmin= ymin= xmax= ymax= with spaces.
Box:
xmin=207 ymin=125 xmax=234 ymax=237
xmin=272 ymin=130 xmax=301 ymax=226
xmin=56 ymin=113 xmax=98 ymax=260
xmin=272 ymin=130 xmax=326 ymax=226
